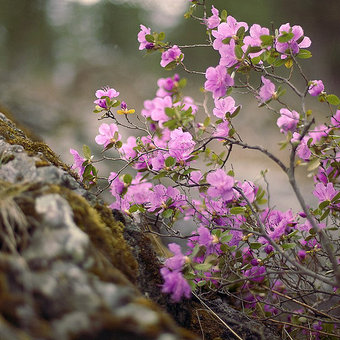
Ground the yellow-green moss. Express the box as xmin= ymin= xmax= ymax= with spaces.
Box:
xmin=46 ymin=185 xmax=138 ymax=284
xmin=0 ymin=113 xmax=76 ymax=175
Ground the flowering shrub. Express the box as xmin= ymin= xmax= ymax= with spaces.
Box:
xmin=70 ymin=1 xmax=340 ymax=338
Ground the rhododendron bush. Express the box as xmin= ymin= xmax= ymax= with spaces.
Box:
xmin=70 ymin=1 xmax=340 ymax=338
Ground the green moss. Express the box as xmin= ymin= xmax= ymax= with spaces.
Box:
xmin=0 ymin=113 xmax=76 ymax=175
xmin=46 ymin=185 xmax=138 ymax=284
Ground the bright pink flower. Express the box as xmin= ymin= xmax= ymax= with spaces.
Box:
xmin=168 ymin=128 xmax=195 ymax=162
xmin=207 ymin=169 xmax=234 ymax=201
xmin=291 ymin=133 xmax=311 ymax=161
xmin=258 ymin=76 xmax=275 ymax=102
xmin=214 ymin=121 xmax=230 ymax=138
xmin=94 ymin=87 xmax=119 ymax=108
xmin=70 ymin=148 xmax=85 ymax=179
xmin=120 ymin=136 xmax=137 ymax=160
xmin=308 ymin=124 xmax=328 ymax=145
xmin=142 ymin=96 xmax=172 ymax=123
xmin=137 ymin=24 xmax=152 ymax=50
xmin=275 ymin=23 xmax=311 ymax=56
xmin=213 ymin=96 xmax=237 ymax=119
xmin=219 ymin=39 xmax=238 ymax=67
xmin=160 ymin=45 xmax=183 ymax=67
xmin=156 ymin=74 xmax=180 ymax=97
xmin=212 ymin=16 xmax=248 ymax=50
xmin=108 ymin=172 xmax=125 ymax=197
xmin=313 ymin=182 xmax=337 ymax=202
xmin=204 ymin=64 xmax=234 ymax=99
xmin=160 ymin=267 xmax=191 ymax=302
xmin=308 ymin=80 xmax=324 ymax=96
xmin=242 ymin=24 xmax=270 ymax=57
xmin=95 ymin=123 xmax=121 ymax=148
xmin=277 ymin=108 xmax=299 ymax=134
xmin=205 ymin=5 xmax=220 ymax=29
xmin=331 ymin=110 xmax=340 ymax=128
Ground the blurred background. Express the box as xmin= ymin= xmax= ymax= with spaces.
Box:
xmin=0 ymin=0 xmax=339 ymax=210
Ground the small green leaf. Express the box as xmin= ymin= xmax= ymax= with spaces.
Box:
xmin=196 ymin=280 xmax=206 ymax=287
xmin=194 ymin=263 xmax=212 ymax=271
xmin=260 ymin=35 xmax=274 ymax=46
xmin=158 ymin=32 xmax=165 ymax=41
xmin=282 ymin=243 xmax=296 ymax=250
xmin=236 ymin=26 xmax=245 ymax=39
xmin=178 ymin=78 xmax=187 ymax=88
xmin=164 ymin=60 xmax=177 ymax=70
xmin=129 ymin=205 xmax=139 ymax=213
xmin=297 ymin=49 xmax=312 ymax=59
xmin=83 ymin=145 xmax=91 ymax=159
xmin=115 ymin=141 xmax=122 ymax=149
xmin=278 ymin=32 xmax=294 ymax=43
xmin=246 ymin=46 xmax=262 ymax=54
xmin=251 ymin=56 xmax=261 ymax=65
xmin=162 ymin=209 xmax=174 ymax=219
xmin=250 ymin=242 xmax=263 ymax=250
xmin=220 ymin=9 xmax=228 ymax=22
xmin=230 ymin=207 xmax=246 ymax=215
xmin=307 ymin=158 xmax=320 ymax=172
xmin=222 ymin=37 xmax=232 ymax=45
xmin=165 ymin=156 xmax=176 ymax=167
xmin=145 ymin=34 xmax=154 ymax=43
xmin=319 ymin=200 xmax=330 ymax=210
xmin=231 ymin=105 xmax=241 ymax=118
xmin=221 ymin=234 xmax=233 ymax=243
xmin=326 ymin=94 xmax=340 ymax=106
xmin=331 ymin=191 xmax=340 ymax=203
xmin=123 ymin=173 xmax=132 ymax=184
xmin=234 ymin=45 xmax=243 ymax=59
xmin=320 ymin=208 xmax=330 ymax=221
xmin=203 ymin=116 xmax=211 ymax=128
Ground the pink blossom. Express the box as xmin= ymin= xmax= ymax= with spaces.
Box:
xmin=206 ymin=169 xmax=234 ymax=201
xmin=213 ymin=96 xmax=237 ymax=119
xmin=160 ymin=45 xmax=183 ymax=68
xmin=308 ymin=80 xmax=324 ymax=96
xmin=219 ymin=39 xmax=238 ymax=67
xmin=108 ymin=172 xmax=125 ymax=197
xmin=168 ymin=128 xmax=195 ymax=162
xmin=277 ymin=108 xmax=299 ymax=134
xmin=313 ymin=182 xmax=337 ymax=202
xmin=142 ymin=96 xmax=172 ymax=123
xmin=331 ymin=110 xmax=340 ymax=128
xmin=308 ymin=124 xmax=328 ymax=145
xmin=242 ymin=24 xmax=270 ymax=58
xmin=137 ymin=24 xmax=151 ymax=50
xmin=212 ymin=16 xmax=248 ymax=50
xmin=94 ymin=87 xmax=119 ymax=109
xmin=156 ymin=74 xmax=180 ymax=97
xmin=214 ymin=121 xmax=230 ymax=138
xmin=258 ymin=76 xmax=275 ymax=102
xmin=120 ymin=136 xmax=137 ymax=160
xmin=291 ymin=133 xmax=311 ymax=161
xmin=70 ymin=149 xmax=85 ymax=179
xmin=204 ymin=64 xmax=234 ymax=99
xmin=205 ymin=5 xmax=220 ymax=29
xmin=275 ymin=23 xmax=311 ymax=56
xmin=95 ymin=123 xmax=121 ymax=148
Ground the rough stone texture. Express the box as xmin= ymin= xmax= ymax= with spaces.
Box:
xmin=0 ymin=111 xmax=282 ymax=340
xmin=0 ymin=112 xmax=197 ymax=340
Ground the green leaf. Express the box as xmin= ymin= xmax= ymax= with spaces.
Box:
xmin=251 ymin=56 xmax=261 ymax=65
xmin=83 ymin=145 xmax=91 ymax=160
xmin=165 ymin=107 xmax=175 ymax=118
xmin=278 ymin=32 xmax=294 ymax=43
xmin=230 ymin=207 xmax=246 ymax=215
xmin=123 ymin=173 xmax=132 ymax=184
xmin=320 ymin=208 xmax=330 ymax=221
xmin=153 ymin=171 xmax=167 ymax=180
xmin=326 ymin=94 xmax=340 ymax=106
xmin=236 ymin=26 xmax=246 ymax=39
xmin=194 ymin=263 xmax=212 ymax=271
xmin=178 ymin=78 xmax=187 ymax=88
xmin=158 ymin=32 xmax=165 ymax=41
xmin=297 ymin=49 xmax=312 ymax=59
xmin=250 ymin=242 xmax=263 ymax=250
xmin=165 ymin=156 xmax=176 ymax=167
xmin=162 ymin=209 xmax=174 ymax=219
xmin=222 ymin=37 xmax=232 ymax=45
xmin=196 ymin=280 xmax=206 ymax=287
xmin=220 ymin=9 xmax=228 ymax=22
xmin=331 ymin=191 xmax=340 ymax=203
xmin=307 ymin=158 xmax=320 ymax=172
xmin=234 ymin=45 xmax=243 ymax=59
xmin=231 ymin=105 xmax=241 ymax=118
xmin=246 ymin=46 xmax=262 ymax=54
xmin=260 ymin=35 xmax=274 ymax=46
xmin=282 ymin=243 xmax=296 ymax=250
xmin=319 ymin=200 xmax=330 ymax=210
xmin=221 ymin=234 xmax=233 ymax=243
xmin=164 ymin=60 xmax=177 ymax=70
xmin=129 ymin=205 xmax=139 ymax=213
xmin=145 ymin=34 xmax=154 ymax=43
xmin=115 ymin=141 xmax=122 ymax=149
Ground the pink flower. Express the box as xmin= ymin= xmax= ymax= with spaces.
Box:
xmin=120 ymin=136 xmax=137 ymax=160
xmin=219 ymin=39 xmax=238 ymax=68
xmin=212 ymin=16 xmax=248 ymax=50
xmin=214 ymin=121 xmax=230 ymax=138
xmin=160 ymin=45 xmax=183 ymax=68
xmin=213 ymin=96 xmax=237 ymax=119
xmin=206 ymin=169 xmax=234 ymax=201
xmin=168 ymin=128 xmax=195 ymax=162
xmin=204 ymin=64 xmax=234 ymax=99
xmin=313 ymin=182 xmax=337 ymax=202
xmin=331 ymin=110 xmax=340 ymax=128
xmin=94 ymin=87 xmax=120 ymax=109
xmin=95 ymin=123 xmax=121 ymax=148
xmin=308 ymin=80 xmax=324 ymax=96
xmin=275 ymin=23 xmax=311 ymax=56
xmin=142 ymin=96 xmax=172 ymax=123
xmin=277 ymin=108 xmax=299 ymax=134
xmin=205 ymin=5 xmax=220 ymax=29
xmin=156 ymin=74 xmax=180 ymax=97
xmin=308 ymin=124 xmax=328 ymax=145
xmin=291 ymin=133 xmax=311 ymax=161
xmin=137 ymin=24 xmax=152 ymax=50
xmin=70 ymin=148 xmax=85 ymax=179
xmin=242 ymin=24 xmax=270 ymax=58
xmin=258 ymin=76 xmax=275 ymax=102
